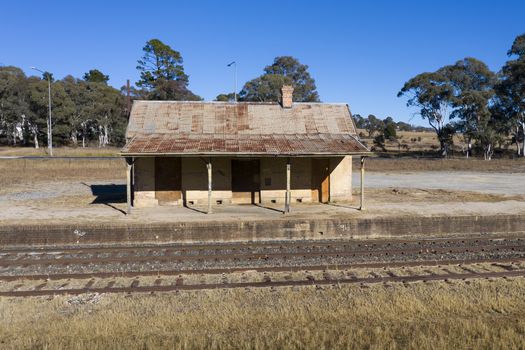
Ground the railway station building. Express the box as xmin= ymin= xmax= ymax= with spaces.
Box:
xmin=121 ymin=86 xmax=370 ymax=213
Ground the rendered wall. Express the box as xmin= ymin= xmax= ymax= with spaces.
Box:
xmin=132 ymin=156 xmax=353 ymax=207
xmin=133 ymin=157 xmax=158 ymax=208
xmin=329 ymin=156 xmax=353 ymax=202
xmin=182 ymin=157 xmax=232 ymax=205
xmin=259 ymin=158 xmax=313 ymax=204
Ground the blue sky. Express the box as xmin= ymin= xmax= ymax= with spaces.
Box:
xmin=1 ymin=0 xmax=524 ymax=125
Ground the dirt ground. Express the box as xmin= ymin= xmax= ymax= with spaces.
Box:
xmin=0 ymin=173 xmax=524 ymax=225
xmin=1 ymin=157 xmax=524 ymax=224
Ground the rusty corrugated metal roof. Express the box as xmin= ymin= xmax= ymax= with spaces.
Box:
xmin=122 ymin=101 xmax=369 ymax=155
xmin=122 ymin=133 xmax=368 ymax=155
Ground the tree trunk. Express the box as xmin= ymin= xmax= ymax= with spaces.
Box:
xmin=71 ymin=131 xmax=78 ymax=146
xmin=34 ymin=133 xmax=39 ymax=149
xmin=466 ymin=138 xmax=471 ymax=159
xmin=440 ymin=140 xmax=448 ymax=158
xmin=484 ymin=144 xmax=493 ymax=161
xmin=103 ymin=124 xmax=109 ymax=147
xmin=521 ymin=121 xmax=525 ymax=157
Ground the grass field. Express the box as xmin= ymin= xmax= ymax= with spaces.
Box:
xmin=0 ymin=146 xmax=120 ymax=157
xmin=355 ymin=157 xmax=525 ymax=173
xmin=0 ymin=279 xmax=524 ymax=349
xmin=0 ymin=158 xmax=125 ymax=189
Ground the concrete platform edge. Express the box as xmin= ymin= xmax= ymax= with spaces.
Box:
xmin=0 ymin=214 xmax=524 ymax=246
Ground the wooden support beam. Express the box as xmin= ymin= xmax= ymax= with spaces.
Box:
xmin=207 ymin=158 xmax=212 ymax=214
xmin=359 ymin=156 xmax=366 ymax=211
xmin=126 ymin=157 xmax=133 ymax=215
xmin=285 ymin=158 xmax=291 ymax=213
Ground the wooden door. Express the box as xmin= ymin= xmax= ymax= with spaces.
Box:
xmin=232 ymin=159 xmax=260 ymax=204
xmin=312 ymin=158 xmax=330 ymax=203
xmin=155 ymin=157 xmax=182 ymax=204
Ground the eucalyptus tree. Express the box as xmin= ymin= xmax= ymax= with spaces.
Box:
xmin=364 ymin=114 xmax=384 ymax=137
xmin=445 ymin=58 xmax=497 ymax=159
xmin=239 ymin=56 xmax=320 ymax=102
xmin=83 ymin=81 xmax=126 ymax=147
xmin=83 ymin=69 xmax=109 ymax=84
xmin=495 ymin=33 xmax=525 ymax=156
xmin=62 ymin=75 xmax=91 ymax=146
xmin=0 ymin=66 xmax=30 ymax=145
xmin=398 ymin=70 xmax=455 ymax=157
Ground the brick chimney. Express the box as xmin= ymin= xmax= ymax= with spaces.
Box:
xmin=281 ymin=85 xmax=294 ymax=108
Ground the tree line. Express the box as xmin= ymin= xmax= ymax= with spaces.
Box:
xmin=0 ymin=67 xmax=128 ymax=148
xmin=0 ymin=38 xmax=320 ymax=148
xmin=1 ymin=33 xmax=523 ymax=157
xmin=398 ymin=33 xmax=525 ymax=160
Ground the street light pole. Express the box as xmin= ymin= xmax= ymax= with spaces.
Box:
xmin=227 ymin=61 xmax=237 ymax=103
xmin=31 ymin=67 xmax=53 ymax=156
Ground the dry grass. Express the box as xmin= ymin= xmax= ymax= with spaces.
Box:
xmin=0 ymin=146 xmax=120 ymax=157
xmin=355 ymin=157 xmax=525 ymax=173
xmin=0 ymin=158 xmax=125 ymax=188
xmin=0 ymin=279 xmax=524 ymax=349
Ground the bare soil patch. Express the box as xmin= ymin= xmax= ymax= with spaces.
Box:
xmin=358 ymin=187 xmax=524 ymax=204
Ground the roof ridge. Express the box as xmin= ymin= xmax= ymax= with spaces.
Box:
xmin=133 ymin=100 xmax=348 ymax=106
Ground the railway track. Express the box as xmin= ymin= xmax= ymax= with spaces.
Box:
xmin=1 ymin=236 xmax=524 ymax=268
xmin=1 ymin=235 xmax=524 ymax=297
xmin=1 ymin=260 xmax=524 ymax=297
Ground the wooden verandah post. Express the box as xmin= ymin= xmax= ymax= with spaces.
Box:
xmin=207 ymin=158 xmax=212 ymax=214
xmin=359 ymin=156 xmax=366 ymax=211
xmin=126 ymin=157 xmax=133 ymax=215
xmin=284 ymin=157 xmax=291 ymax=213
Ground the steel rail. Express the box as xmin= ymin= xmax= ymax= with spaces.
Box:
xmin=0 ymin=257 xmax=523 ymax=282
xmin=2 ymin=266 xmax=524 ymax=297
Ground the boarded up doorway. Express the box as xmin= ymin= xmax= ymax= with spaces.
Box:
xmin=312 ymin=158 xmax=330 ymax=203
xmin=155 ymin=157 xmax=182 ymax=204
xmin=232 ymin=159 xmax=260 ymax=204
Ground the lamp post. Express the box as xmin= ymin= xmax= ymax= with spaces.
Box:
xmin=31 ymin=67 xmax=53 ymax=156
xmin=227 ymin=61 xmax=237 ymax=102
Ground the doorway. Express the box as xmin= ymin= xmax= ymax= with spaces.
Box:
xmin=312 ymin=158 xmax=330 ymax=203
xmin=231 ymin=159 xmax=260 ymax=204
xmin=155 ymin=157 xmax=182 ymax=204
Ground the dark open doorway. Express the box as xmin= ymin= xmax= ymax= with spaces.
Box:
xmin=155 ymin=157 xmax=182 ymax=204
xmin=231 ymin=159 xmax=260 ymax=204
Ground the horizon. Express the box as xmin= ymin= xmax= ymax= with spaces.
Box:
xmin=2 ymin=0 xmax=524 ymax=126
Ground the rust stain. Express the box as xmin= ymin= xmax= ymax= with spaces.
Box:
xmin=124 ymin=133 xmax=367 ymax=154
xmin=123 ymin=101 xmax=369 ymax=155
xmin=236 ymin=104 xmax=249 ymax=131
xmin=191 ymin=114 xmax=203 ymax=133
